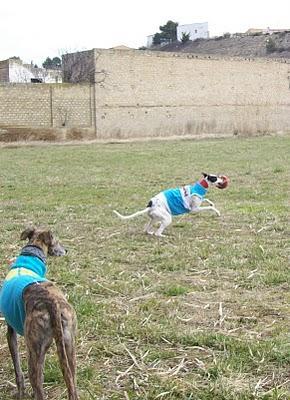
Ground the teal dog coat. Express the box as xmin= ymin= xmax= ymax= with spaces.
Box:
xmin=0 ymin=246 xmax=48 ymax=336
xmin=163 ymin=181 xmax=208 ymax=215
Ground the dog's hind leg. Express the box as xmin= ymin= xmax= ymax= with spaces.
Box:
xmin=154 ymin=212 xmax=172 ymax=237
xmin=25 ymin=317 xmax=53 ymax=400
xmin=60 ymin=313 xmax=78 ymax=400
xmin=144 ymin=217 xmax=155 ymax=235
xmin=7 ymin=325 xmax=25 ymax=399
xmin=27 ymin=341 xmax=51 ymax=400
xmin=51 ymin=303 xmax=78 ymax=400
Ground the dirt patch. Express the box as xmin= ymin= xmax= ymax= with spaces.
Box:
xmin=0 ymin=126 xmax=95 ymax=143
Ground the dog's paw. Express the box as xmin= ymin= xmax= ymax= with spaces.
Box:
xmin=155 ymin=233 xmax=167 ymax=238
xmin=12 ymin=389 xmax=26 ymax=400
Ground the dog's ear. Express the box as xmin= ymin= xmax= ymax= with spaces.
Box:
xmin=202 ymin=172 xmax=208 ymax=178
xmin=20 ymin=227 xmax=36 ymax=241
xmin=38 ymin=231 xmax=53 ymax=247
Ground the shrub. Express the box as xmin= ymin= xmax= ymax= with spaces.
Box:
xmin=266 ymin=37 xmax=277 ymax=53
xmin=181 ymin=32 xmax=190 ymax=43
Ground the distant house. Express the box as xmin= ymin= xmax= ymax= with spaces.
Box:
xmin=146 ymin=34 xmax=172 ymax=48
xmin=146 ymin=35 xmax=155 ymax=48
xmin=246 ymin=27 xmax=290 ymax=35
xmin=177 ymin=22 xmax=209 ymax=41
xmin=0 ymin=58 xmax=62 ymax=83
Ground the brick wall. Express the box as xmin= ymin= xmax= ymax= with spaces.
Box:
xmin=90 ymin=49 xmax=290 ymax=138
xmin=0 ymin=83 xmax=95 ymax=140
xmin=51 ymin=84 xmax=93 ymax=128
xmin=0 ymin=84 xmax=51 ymax=126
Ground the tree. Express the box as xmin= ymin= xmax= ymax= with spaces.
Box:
xmin=153 ymin=20 xmax=178 ymax=45
xmin=153 ymin=32 xmax=162 ymax=45
xmin=159 ymin=20 xmax=178 ymax=41
xmin=181 ymin=32 xmax=190 ymax=43
xmin=42 ymin=56 xmax=62 ymax=69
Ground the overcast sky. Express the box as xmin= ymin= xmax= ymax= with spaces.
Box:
xmin=1 ymin=0 xmax=289 ymax=66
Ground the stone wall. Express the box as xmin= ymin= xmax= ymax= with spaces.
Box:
xmin=1 ymin=48 xmax=290 ymax=141
xmin=88 ymin=49 xmax=290 ymax=138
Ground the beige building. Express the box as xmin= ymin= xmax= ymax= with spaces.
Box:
xmin=246 ymin=27 xmax=290 ymax=35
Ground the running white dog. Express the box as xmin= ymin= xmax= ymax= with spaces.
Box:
xmin=113 ymin=173 xmax=224 ymax=237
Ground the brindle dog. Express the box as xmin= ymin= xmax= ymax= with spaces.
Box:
xmin=0 ymin=228 xmax=78 ymax=400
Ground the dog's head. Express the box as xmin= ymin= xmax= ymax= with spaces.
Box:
xmin=20 ymin=227 xmax=67 ymax=257
xmin=201 ymin=172 xmax=224 ymax=187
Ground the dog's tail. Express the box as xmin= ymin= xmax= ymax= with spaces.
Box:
xmin=50 ymin=301 xmax=78 ymax=399
xmin=113 ymin=204 xmax=151 ymax=220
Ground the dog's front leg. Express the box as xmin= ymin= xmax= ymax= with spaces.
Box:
xmin=192 ymin=205 xmax=220 ymax=217
xmin=202 ymin=198 xmax=215 ymax=207
xmin=7 ymin=325 xmax=25 ymax=399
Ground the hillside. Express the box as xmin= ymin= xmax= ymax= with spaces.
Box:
xmin=154 ymin=32 xmax=290 ymax=58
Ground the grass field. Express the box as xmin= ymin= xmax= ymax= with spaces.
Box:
xmin=0 ymin=136 xmax=289 ymax=400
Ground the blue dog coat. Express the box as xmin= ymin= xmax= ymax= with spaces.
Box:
xmin=0 ymin=246 xmax=48 ymax=336
xmin=163 ymin=181 xmax=208 ymax=215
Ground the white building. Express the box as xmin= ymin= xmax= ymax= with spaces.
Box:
xmin=146 ymin=34 xmax=171 ymax=47
xmin=0 ymin=58 xmax=62 ymax=83
xmin=177 ymin=22 xmax=209 ymax=41
xmin=147 ymin=35 xmax=154 ymax=48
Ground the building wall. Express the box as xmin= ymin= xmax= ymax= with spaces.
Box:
xmin=88 ymin=49 xmax=290 ymax=138
xmin=147 ymin=35 xmax=154 ymax=48
xmin=0 ymin=60 xmax=9 ymax=82
xmin=177 ymin=23 xmax=209 ymax=41
xmin=43 ymin=69 xmax=62 ymax=83
xmin=9 ymin=61 xmax=35 ymax=83
xmin=62 ymin=50 xmax=95 ymax=83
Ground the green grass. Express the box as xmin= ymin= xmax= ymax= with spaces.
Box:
xmin=0 ymin=136 xmax=289 ymax=399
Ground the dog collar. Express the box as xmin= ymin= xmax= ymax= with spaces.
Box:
xmin=199 ymin=179 xmax=209 ymax=189
xmin=20 ymin=245 xmax=46 ymax=264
